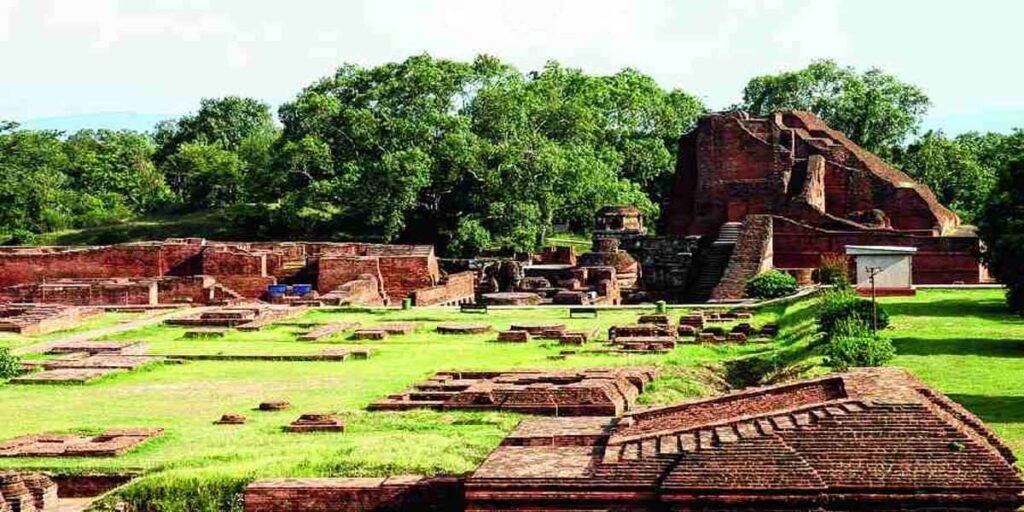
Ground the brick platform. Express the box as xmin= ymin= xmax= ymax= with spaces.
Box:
xmin=0 ymin=428 xmax=162 ymax=458
xmin=297 ymin=322 xmax=360 ymax=341
xmin=466 ymin=368 xmax=1024 ymax=511
xmin=436 ymin=323 xmax=492 ymax=335
xmin=350 ymin=330 xmax=388 ymax=341
xmin=369 ymin=368 xmax=656 ymax=416
xmin=10 ymin=367 xmax=127 ymax=384
xmin=0 ymin=305 xmax=102 ymax=336
xmin=609 ymin=324 xmax=674 ymax=339
xmin=507 ymin=323 xmax=566 ymax=335
xmin=47 ymin=340 xmax=143 ymax=355
xmin=368 ymin=322 xmax=418 ymax=335
xmin=612 ymin=336 xmax=676 ymax=353
xmin=258 ymin=401 xmax=291 ymax=411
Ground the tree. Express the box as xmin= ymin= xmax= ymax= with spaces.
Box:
xmin=977 ymin=157 xmax=1024 ymax=314
xmin=897 ymin=131 xmax=996 ymax=223
xmin=154 ymin=96 xmax=276 ymax=162
xmin=63 ymin=129 xmax=170 ymax=212
xmin=163 ymin=142 xmax=245 ymax=209
xmin=0 ymin=125 xmax=75 ymax=234
xmin=741 ymin=60 xmax=930 ymax=159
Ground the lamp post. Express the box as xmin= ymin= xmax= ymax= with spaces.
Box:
xmin=866 ymin=266 xmax=882 ymax=334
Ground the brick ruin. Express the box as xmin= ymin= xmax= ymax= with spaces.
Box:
xmin=368 ymin=368 xmax=656 ymax=416
xmin=245 ymin=368 xmax=1024 ymax=511
xmin=0 ymin=428 xmax=162 ymax=458
xmin=625 ymin=110 xmax=986 ymax=301
xmin=0 ymin=304 xmax=102 ymax=335
xmin=0 ymin=471 xmax=59 ymax=512
xmin=464 ymin=368 xmax=1024 ymax=511
xmin=0 ymin=240 xmax=474 ymax=307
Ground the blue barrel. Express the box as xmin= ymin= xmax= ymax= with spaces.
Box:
xmin=267 ymin=284 xmax=289 ymax=297
xmin=292 ymin=284 xmax=313 ymax=296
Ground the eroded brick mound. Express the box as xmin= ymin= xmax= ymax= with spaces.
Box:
xmin=0 ymin=428 xmax=162 ymax=458
xmin=436 ymin=323 xmax=492 ymax=335
xmin=609 ymin=324 xmax=673 ymax=339
xmin=350 ymin=330 xmax=388 ymax=341
xmin=370 ymin=368 xmax=656 ymax=416
xmin=0 ymin=472 xmax=35 ymax=512
xmin=19 ymin=472 xmax=57 ymax=512
xmin=467 ymin=368 xmax=1024 ymax=511
xmin=613 ymin=336 xmax=676 ymax=353
xmin=283 ymin=413 xmax=345 ymax=433
xmin=258 ymin=401 xmax=291 ymax=412
xmin=637 ymin=314 xmax=672 ymax=326
xmin=42 ymin=355 xmax=165 ymax=370
xmin=214 ymin=414 xmax=247 ymax=425
xmin=495 ymin=331 xmax=530 ymax=343
xmin=244 ymin=476 xmax=463 ymax=512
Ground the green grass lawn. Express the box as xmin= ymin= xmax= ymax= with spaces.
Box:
xmin=881 ymin=289 xmax=1024 ymax=457
xmin=0 ymin=306 xmax=774 ymax=510
xmin=0 ymin=291 xmax=1019 ymax=511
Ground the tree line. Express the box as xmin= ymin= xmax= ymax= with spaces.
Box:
xmin=1 ymin=56 xmax=1021 ymax=261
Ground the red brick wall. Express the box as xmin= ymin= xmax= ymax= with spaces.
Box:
xmin=772 ymin=217 xmax=981 ymax=284
xmin=213 ymin=275 xmax=277 ymax=299
xmin=244 ymin=477 xmax=463 ymax=512
xmin=157 ymin=276 xmax=215 ymax=304
xmin=0 ymin=245 xmax=165 ymax=287
xmin=317 ymin=257 xmax=384 ymax=294
xmin=411 ymin=271 xmax=476 ymax=306
xmin=377 ymin=256 xmax=439 ymax=301
xmin=201 ymin=249 xmax=266 ymax=276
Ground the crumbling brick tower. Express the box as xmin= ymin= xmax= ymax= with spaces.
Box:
xmin=659 ymin=111 xmax=983 ymax=300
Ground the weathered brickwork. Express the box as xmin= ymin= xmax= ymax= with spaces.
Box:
xmin=244 ymin=476 xmax=463 ymax=512
xmin=369 ymin=368 xmax=656 ymax=416
xmin=710 ymin=215 xmax=773 ymax=300
xmin=466 ymin=368 xmax=1024 ymax=511
xmin=658 ymin=111 xmax=984 ymax=295
xmin=0 ymin=240 xmax=445 ymax=305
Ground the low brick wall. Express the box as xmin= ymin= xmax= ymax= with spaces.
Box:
xmin=411 ymin=272 xmax=476 ymax=306
xmin=244 ymin=476 xmax=463 ymax=512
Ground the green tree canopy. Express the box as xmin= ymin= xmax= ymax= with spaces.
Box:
xmin=741 ymin=60 xmax=930 ymax=159
xmin=978 ymin=157 xmax=1024 ymax=314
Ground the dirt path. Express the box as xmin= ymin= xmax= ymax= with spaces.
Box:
xmin=13 ymin=307 xmax=212 ymax=356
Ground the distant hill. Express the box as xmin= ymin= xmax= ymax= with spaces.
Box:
xmin=15 ymin=112 xmax=180 ymax=133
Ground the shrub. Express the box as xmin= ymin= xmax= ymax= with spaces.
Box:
xmin=0 ymin=348 xmax=21 ymax=379
xmin=745 ymin=270 xmax=799 ymax=299
xmin=817 ymin=253 xmax=852 ymax=287
xmin=817 ymin=288 xmax=889 ymax=336
xmin=824 ymin=332 xmax=896 ymax=370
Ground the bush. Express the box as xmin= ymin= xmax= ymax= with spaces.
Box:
xmin=817 ymin=253 xmax=851 ymax=287
xmin=745 ymin=270 xmax=799 ymax=299
xmin=824 ymin=332 xmax=896 ymax=370
xmin=0 ymin=348 xmax=21 ymax=379
xmin=447 ymin=218 xmax=492 ymax=257
xmin=817 ymin=288 xmax=889 ymax=337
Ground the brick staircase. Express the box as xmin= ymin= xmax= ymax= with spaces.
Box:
xmin=685 ymin=222 xmax=741 ymax=302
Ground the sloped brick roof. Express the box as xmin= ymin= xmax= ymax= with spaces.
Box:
xmin=467 ymin=368 xmax=1024 ymax=510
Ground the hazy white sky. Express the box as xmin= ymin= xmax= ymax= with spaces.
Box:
xmin=1 ymin=0 xmax=1021 ymax=134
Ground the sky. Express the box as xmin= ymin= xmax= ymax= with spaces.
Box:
xmin=1 ymin=0 xmax=1021 ymax=135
